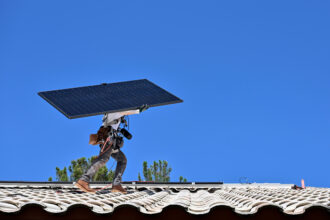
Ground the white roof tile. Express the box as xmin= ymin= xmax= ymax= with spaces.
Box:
xmin=0 ymin=183 xmax=329 ymax=215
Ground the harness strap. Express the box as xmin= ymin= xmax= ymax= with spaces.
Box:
xmin=98 ymin=136 xmax=113 ymax=157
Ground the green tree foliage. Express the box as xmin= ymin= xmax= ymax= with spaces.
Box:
xmin=50 ymin=156 xmax=114 ymax=182
xmin=52 ymin=158 xmax=187 ymax=183
xmin=94 ymin=166 xmax=115 ymax=182
xmin=68 ymin=157 xmax=90 ymax=181
xmin=142 ymin=161 xmax=149 ymax=181
xmin=56 ymin=167 xmax=69 ymax=181
xmin=141 ymin=160 xmax=172 ymax=182
xmin=138 ymin=160 xmax=187 ymax=182
xmin=179 ymin=176 xmax=187 ymax=183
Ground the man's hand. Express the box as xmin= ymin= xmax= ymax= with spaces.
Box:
xmin=139 ymin=104 xmax=149 ymax=113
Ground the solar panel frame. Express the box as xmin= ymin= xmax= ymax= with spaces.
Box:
xmin=38 ymin=79 xmax=183 ymax=119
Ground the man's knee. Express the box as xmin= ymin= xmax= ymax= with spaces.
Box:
xmin=115 ymin=153 xmax=127 ymax=169
xmin=97 ymin=151 xmax=111 ymax=164
xmin=92 ymin=160 xmax=107 ymax=171
xmin=112 ymin=151 xmax=127 ymax=164
xmin=99 ymin=158 xmax=109 ymax=166
xmin=120 ymin=154 xmax=127 ymax=166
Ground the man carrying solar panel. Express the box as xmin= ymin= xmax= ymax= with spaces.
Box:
xmin=38 ymin=80 xmax=183 ymax=193
xmin=75 ymin=105 xmax=149 ymax=193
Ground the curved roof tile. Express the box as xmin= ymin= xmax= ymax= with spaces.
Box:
xmin=0 ymin=182 xmax=329 ymax=215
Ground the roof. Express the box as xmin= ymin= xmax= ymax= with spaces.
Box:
xmin=0 ymin=182 xmax=329 ymax=219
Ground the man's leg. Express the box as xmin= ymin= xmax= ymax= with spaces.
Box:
xmin=111 ymin=150 xmax=127 ymax=193
xmin=80 ymin=149 xmax=112 ymax=182
xmin=76 ymin=149 xmax=112 ymax=192
xmin=111 ymin=150 xmax=127 ymax=185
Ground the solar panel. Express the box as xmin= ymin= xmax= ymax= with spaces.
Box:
xmin=38 ymin=79 xmax=183 ymax=119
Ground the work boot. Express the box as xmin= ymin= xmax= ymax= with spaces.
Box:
xmin=75 ymin=180 xmax=96 ymax=193
xmin=111 ymin=184 xmax=127 ymax=194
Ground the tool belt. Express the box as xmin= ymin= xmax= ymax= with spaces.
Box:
xmin=97 ymin=126 xmax=110 ymax=142
xmin=89 ymin=126 xmax=111 ymax=145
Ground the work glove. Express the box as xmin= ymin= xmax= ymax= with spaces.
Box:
xmin=139 ymin=104 xmax=149 ymax=113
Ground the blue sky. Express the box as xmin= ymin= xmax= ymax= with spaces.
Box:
xmin=1 ymin=1 xmax=329 ymax=187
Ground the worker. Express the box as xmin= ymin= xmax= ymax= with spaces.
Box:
xmin=75 ymin=105 xmax=148 ymax=193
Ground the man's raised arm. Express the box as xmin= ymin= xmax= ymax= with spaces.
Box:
xmin=120 ymin=104 xmax=149 ymax=116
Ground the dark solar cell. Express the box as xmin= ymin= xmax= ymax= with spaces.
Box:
xmin=38 ymin=79 xmax=183 ymax=119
